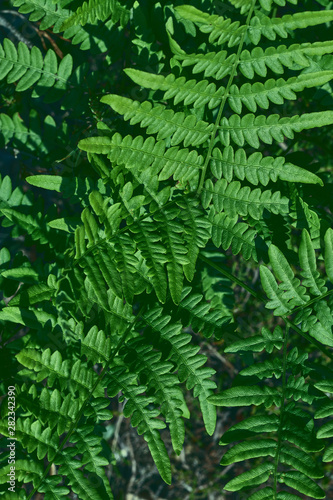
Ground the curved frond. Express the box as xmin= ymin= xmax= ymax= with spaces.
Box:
xmin=16 ymin=348 xmax=105 ymax=399
xmin=143 ymin=307 xmax=217 ymax=435
xmin=174 ymin=285 xmax=232 ymax=338
xmin=120 ymin=337 xmax=186 ymax=455
xmin=106 ymin=365 xmax=172 ymax=484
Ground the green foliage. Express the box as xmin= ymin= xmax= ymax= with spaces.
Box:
xmin=0 ymin=39 xmax=72 ymax=95
xmin=1 ymin=0 xmax=333 ymax=498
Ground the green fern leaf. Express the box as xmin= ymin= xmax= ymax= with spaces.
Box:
xmin=209 ymin=208 xmax=258 ymax=261
xmin=219 ymin=112 xmax=333 ymax=149
xmin=249 ymin=10 xmax=333 ymax=45
xmin=107 ymin=366 xmax=172 ymax=484
xmin=279 ymin=444 xmax=323 ymax=478
xmin=225 ymin=326 xmax=284 ymax=353
xmin=0 ymin=39 xmax=72 ymax=93
xmin=170 ymin=40 xmax=333 ymax=80
xmin=16 ymin=348 xmax=104 ymax=399
xmin=260 ymin=265 xmax=291 ymax=315
xmin=175 ymin=5 xmax=246 ymax=48
xmin=143 ymin=307 xmax=217 ymax=435
xmin=224 ymin=463 xmax=274 ymax=492
xmin=16 ymin=386 xmax=80 ymax=435
xmin=176 ymin=197 xmax=211 ymax=281
xmin=79 ymin=133 xmax=204 ymax=184
xmin=278 ymin=471 xmax=325 ymax=499
xmin=58 ymin=453 xmax=111 ymax=500
xmin=221 ymin=439 xmax=277 ymax=465
xmin=324 ymin=228 xmax=333 ymax=283
xmin=61 ymin=0 xmax=129 ymax=30
xmin=202 ymin=179 xmax=289 ymax=220
xmin=228 ymin=72 xmax=333 ymax=113
xmin=121 ymin=337 xmax=186 ymax=455
xmin=130 ymin=220 xmax=168 ymax=303
xmin=208 ymin=385 xmax=281 ymax=407
xmin=153 ymin=207 xmax=190 ymax=304
xmin=100 ymin=95 xmax=214 ymax=147
xmin=210 ymin=146 xmax=323 ymax=186
xmin=299 ymin=229 xmax=327 ymax=295
xmin=13 ymin=0 xmax=71 ymax=32
xmin=175 ymin=286 xmax=231 ymax=338
xmin=0 ymin=417 xmax=59 ymax=461
xmin=124 ymin=68 xmax=224 ymax=110
xmin=219 ymin=414 xmax=279 ymax=445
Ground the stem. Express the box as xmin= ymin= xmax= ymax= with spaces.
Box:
xmin=273 ymin=326 xmax=289 ymax=498
xmin=196 ymin=0 xmax=257 ymax=196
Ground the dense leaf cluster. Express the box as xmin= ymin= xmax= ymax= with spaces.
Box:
xmin=0 ymin=0 xmax=333 ymax=498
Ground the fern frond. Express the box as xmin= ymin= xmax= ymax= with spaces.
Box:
xmin=56 ymin=449 xmax=111 ymax=500
xmin=175 ymin=5 xmax=246 ymax=48
xmin=0 ymin=39 xmax=73 ymax=93
xmin=228 ymin=72 xmax=333 ymax=113
xmin=106 ymin=365 xmax=172 ymax=484
xmin=69 ymin=426 xmax=111 ymax=491
xmin=153 ymin=206 xmax=190 ymax=304
xmin=299 ymin=229 xmax=327 ymax=296
xmin=209 ymin=208 xmax=258 ymax=261
xmin=120 ymin=337 xmax=186 ymax=455
xmin=227 ymin=0 xmax=253 ymax=15
xmin=176 ymin=197 xmax=211 ymax=281
xmin=219 ymin=112 xmax=333 ymax=149
xmin=171 ymin=40 xmax=333 ymax=80
xmin=261 ymin=229 xmax=333 ymax=350
xmin=225 ymin=325 xmax=284 ymax=353
xmin=0 ymin=174 xmax=32 ymax=209
xmin=12 ymin=0 xmax=70 ymax=32
xmin=143 ymin=307 xmax=217 ymax=435
xmin=61 ymin=0 xmax=130 ymax=30
xmin=0 ymin=305 xmax=56 ymax=330
xmin=79 ymin=132 xmax=204 ymax=184
xmin=130 ymin=219 xmax=168 ymax=303
xmin=208 ymin=324 xmax=325 ymax=498
xmin=202 ymin=178 xmax=289 ymax=220
xmin=0 ymin=459 xmax=70 ymax=498
xmin=0 ymin=417 xmax=59 ymax=461
xmin=199 ymin=256 xmax=235 ymax=321
xmin=173 ymin=285 xmax=231 ymax=339
xmin=16 ymin=348 xmax=105 ymax=399
xmin=124 ymin=68 xmax=224 ymax=110
xmin=249 ymin=10 xmax=333 ymax=45
xmin=100 ymin=95 xmax=214 ymax=147
xmin=210 ymin=146 xmax=323 ymax=186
